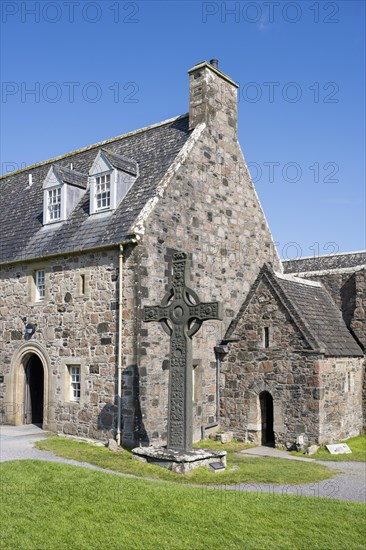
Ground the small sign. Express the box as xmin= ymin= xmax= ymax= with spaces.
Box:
xmin=0 ymin=375 xmax=4 ymax=383
xmin=209 ymin=462 xmax=225 ymax=472
xmin=326 ymin=443 xmax=352 ymax=455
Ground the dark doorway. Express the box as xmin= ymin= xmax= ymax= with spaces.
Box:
xmin=260 ymin=391 xmax=274 ymax=446
xmin=24 ymin=355 xmax=44 ymax=425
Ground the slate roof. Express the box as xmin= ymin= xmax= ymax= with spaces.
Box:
xmin=0 ymin=114 xmax=191 ymax=264
xmin=225 ymin=264 xmax=363 ymax=357
xmin=283 ymin=251 xmax=366 ymax=274
xmin=56 ymin=167 xmax=88 ymax=189
xmin=100 ymin=149 xmax=138 ymax=177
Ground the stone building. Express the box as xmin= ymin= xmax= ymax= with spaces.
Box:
xmin=283 ymin=251 xmax=366 ymax=437
xmin=0 ymin=61 xmax=281 ymax=447
xmin=283 ymin=252 xmax=366 ymax=350
xmin=220 ymin=264 xmax=364 ymax=447
xmin=0 ymin=61 xmax=364 ymax=448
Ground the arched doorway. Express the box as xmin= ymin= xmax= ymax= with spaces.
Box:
xmin=259 ymin=391 xmax=274 ymax=446
xmin=24 ymin=354 xmax=44 ymax=425
xmin=9 ymin=342 xmax=52 ymax=428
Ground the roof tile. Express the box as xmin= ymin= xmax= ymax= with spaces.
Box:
xmin=0 ymin=115 xmax=191 ymax=264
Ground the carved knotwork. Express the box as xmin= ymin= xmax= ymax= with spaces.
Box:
xmin=143 ymin=252 xmax=223 ymax=451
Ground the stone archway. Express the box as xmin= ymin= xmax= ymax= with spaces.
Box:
xmin=9 ymin=342 xmax=53 ymax=429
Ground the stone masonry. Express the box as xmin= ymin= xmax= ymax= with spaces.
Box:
xmin=0 ymin=250 xmax=121 ymax=438
xmin=0 ymin=61 xmax=281 ymax=446
xmin=0 ymin=62 xmax=363 ymax=448
xmin=220 ymin=269 xmax=364 ymax=447
xmin=133 ymin=63 xmax=281 ymax=446
xmin=283 ymin=255 xmax=366 ymax=432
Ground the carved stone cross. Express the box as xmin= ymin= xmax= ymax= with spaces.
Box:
xmin=144 ymin=252 xmax=223 ymax=451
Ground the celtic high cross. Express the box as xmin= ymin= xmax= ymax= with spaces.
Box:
xmin=144 ymin=252 xmax=223 ymax=452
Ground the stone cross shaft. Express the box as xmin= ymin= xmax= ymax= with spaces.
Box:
xmin=144 ymin=252 xmax=223 ymax=451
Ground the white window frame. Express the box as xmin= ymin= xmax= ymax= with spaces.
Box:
xmin=35 ymin=270 xmax=45 ymax=302
xmin=89 ymin=150 xmax=137 ymax=215
xmin=95 ymin=173 xmax=111 ymax=211
xmin=89 ymin=170 xmax=115 ymax=214
xmin=43 ymin=184 xmax=66 ymax=224
xmin=47 ymin=187 xmax=62 ymax=221
xmin=69 ymin=366 xmax=81 ymax=402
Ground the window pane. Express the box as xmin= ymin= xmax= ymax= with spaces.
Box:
xmin=69 ymin=366 xmax=81 ymax=401
xmin=48 ymin=187 xmax=62 ymax=220
xmin=95 ymin=174 xmax=111 ymax=210
xmin=35 ymin=270 xmax=45 ymax=301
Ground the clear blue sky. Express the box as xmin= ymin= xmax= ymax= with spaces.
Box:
xmin=1 ymin=0 xmax=365 ymax=258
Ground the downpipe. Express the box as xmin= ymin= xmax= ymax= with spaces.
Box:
xmin=116 ymin=236 xmax=139 ymax=446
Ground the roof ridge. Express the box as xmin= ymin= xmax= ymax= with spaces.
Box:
xmin=283 ymin=250 xmax=366 ymax=262
xmin=289 ymin=265 xmax=366 ymax=276
xmin=0 ymin=113 xmax=189 ymax=179
xmin=274 ymin=271 xmax=323 ymax=287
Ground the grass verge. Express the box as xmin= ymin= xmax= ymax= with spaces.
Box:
xmin=290 ymin=435 xmax=366 ymax=461
xmin=36 ymin=436 xmax=334 ymax=485
xmin=1 ymin=460 xmax=365 ymax=550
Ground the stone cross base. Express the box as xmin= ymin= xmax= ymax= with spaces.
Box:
xmin=132 ymin=446 xmax=227 ymax=474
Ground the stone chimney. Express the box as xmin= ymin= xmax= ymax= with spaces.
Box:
xmin=188 ymin=60 xmax=239 ymax=137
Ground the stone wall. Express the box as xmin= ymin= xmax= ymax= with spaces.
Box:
xmin=318 ymin=357 xmax=364 ymax=443
xmin=135 ymin=64 xmax=281 ymax=447
xmin=0 ymin=62 xmax=282 ymax=447
xmin=220 ymin=278 xmax=324 ymax=446
xmin=302 ymin=269 xmax=366 ymax=431
xmin=220 ymin=278 xmax=363 ymax=446
xmin=0 ymin=248 xmax=138 ymax=440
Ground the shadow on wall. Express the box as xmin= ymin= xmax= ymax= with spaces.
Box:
xmin=132 ymin=365 xmax=149 ymax=446
xmin=107 ymin=363 xmax=149 ymax=448
xmin=97 ymin=403 xmax=118 ymax=433
xmin=341 ymin=274 xmax=356 ymax=328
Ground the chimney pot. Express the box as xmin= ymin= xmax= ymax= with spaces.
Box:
xmin=210 ymin=59 xmax=219 ymax=69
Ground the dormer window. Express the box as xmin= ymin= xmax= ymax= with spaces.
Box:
xmin=95 ymin=173 xmax=111 ymax=210
xmin=43 ymin=165 xmax=87 ymax=225
xmin=48 ymin=187 xmax=62 ymax=220
xmin=89 ymin=149 xmax=138 ymax=215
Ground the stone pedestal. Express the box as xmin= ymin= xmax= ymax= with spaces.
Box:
xmin=132 ymin=446 xmax=226 ymax=474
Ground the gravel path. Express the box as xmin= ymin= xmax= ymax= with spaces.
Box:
xmin=1 ymin=425 xmax=365 ymax=503
xmin=0 ymin=424 xmax=139 ymax=478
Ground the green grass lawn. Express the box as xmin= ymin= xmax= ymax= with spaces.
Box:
xmin=0 ymin=460 xmax=364 ymax=550
xmin=36 ymin=436 xmax=335 ymax=485
xmin=291 ymin=435 xmax=366 ymax=462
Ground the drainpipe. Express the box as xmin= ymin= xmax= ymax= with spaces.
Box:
xmin=116 ymin=236 xmax=139 ymax=446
